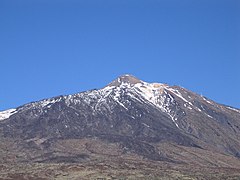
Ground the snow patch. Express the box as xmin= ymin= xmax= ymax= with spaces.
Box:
xmin=132 ymin=83 xmax=180 ymax=128
xmin=202 ymin=97 xmax=214 ymax=106
xmin=0 ymin=109 xmax=17 ymax=121
xmin=227 ymin=107 xmax=240 ymax=113
xmin=166 ymin=88 xmax=189 ymax=103
xmin=142 ymin=122 xmax=150 ymax=128
xmin=196 ymin=107 xmax=202 ymax=112
xmin=133 ymin=82 xmax=167 ymax=107
xmin=30 ymin=98 xmax=63 ymax=109
xmin=206 ymin=114 xmax=213 ymax=119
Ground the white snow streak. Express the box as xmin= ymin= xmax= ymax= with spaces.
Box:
xmin=166 ymin=88 xmax=189 ymax=103
xmin=0 ymin=109 xmax=17 ymax=121
xmin=227 ymin=107 xmax=240 ymax=113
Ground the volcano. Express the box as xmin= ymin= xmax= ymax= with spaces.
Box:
xmin=1 ymin=74 xmax=240 ymax=179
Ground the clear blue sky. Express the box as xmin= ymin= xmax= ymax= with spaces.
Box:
xmin=0 ymin=0 xmax=239 ymax=110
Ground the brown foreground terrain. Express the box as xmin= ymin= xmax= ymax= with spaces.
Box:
xmin=1 ymin=138 xmax=240 ymax=180
xmin=1 ymin=159 xmax=240 ymax=180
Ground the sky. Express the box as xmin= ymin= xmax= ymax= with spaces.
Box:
xmin=0 ymin=0 xmax=239 ymax=110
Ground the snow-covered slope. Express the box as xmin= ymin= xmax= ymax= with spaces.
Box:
xmin=100 ymin=76 xmax=181 ymax=127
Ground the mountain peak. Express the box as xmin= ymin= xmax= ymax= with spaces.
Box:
xmin=108 ymin=74 xmax=142 ymax=87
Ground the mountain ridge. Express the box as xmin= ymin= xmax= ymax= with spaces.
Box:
xmin=1 ymin=74 xmax=239 ymax=112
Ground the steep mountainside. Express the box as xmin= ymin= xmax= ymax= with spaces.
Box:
xmin=0 ymin=74 xmax=240 ymax=179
